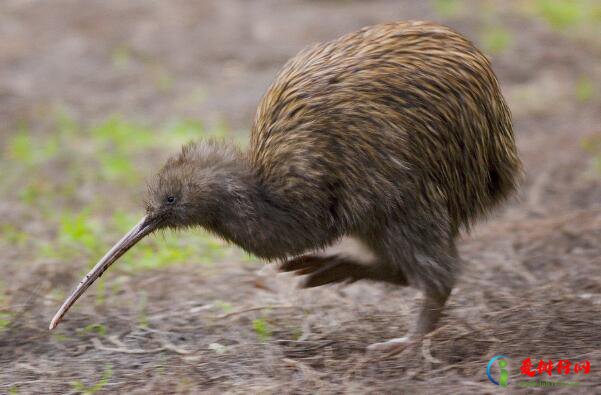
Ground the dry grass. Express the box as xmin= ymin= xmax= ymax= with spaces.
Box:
xmin=1 ymin=0 xmax=600 ymax=393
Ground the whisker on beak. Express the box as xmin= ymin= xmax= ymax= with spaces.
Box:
xmin=49 ymin=216 xmax=155 ymax=330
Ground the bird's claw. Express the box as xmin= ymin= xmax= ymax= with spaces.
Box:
xmin=367 ymin=336 xmax=419 ymax=359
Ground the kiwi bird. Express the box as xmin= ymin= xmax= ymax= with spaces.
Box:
xmin=50 ymin=21 xmax=521 ymax=352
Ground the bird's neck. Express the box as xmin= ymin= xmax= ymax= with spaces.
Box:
xmin=207 ymin=158 xmax=329 ymax=260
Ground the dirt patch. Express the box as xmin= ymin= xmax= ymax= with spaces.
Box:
xmin=1 ymin=0 xmax=600 ymax=393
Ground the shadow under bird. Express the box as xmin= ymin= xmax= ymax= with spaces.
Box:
xmin=50 ymin=21 xmax=521 ymax=353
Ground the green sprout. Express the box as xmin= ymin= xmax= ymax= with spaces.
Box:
xmin=214 ymin=300 xmax=234 ymax=314
xmin=575 ymin=76 xmax=595 ymax=102
xmin=112 ymin=45 xmax=132 ymax=69
xmin=0 ymin=224 xmax=28 ymax=247
xmin=70 ymin=365 xmax=113 ymax=395
xmin=481 ymin=26 xmax=512 ymax=55
xmin=433 ymin=0 xmax=464 ymax=18
xmin=83 ymin=323 xmax=107 ymax=337
xmin=536 ymin=0 xmax=587 ymax=29
xmin=581 ymin=134 xmax=601 ymax=175
xmin=0 ymin=312 xmax=12 ymax=332
xmin=7 ymin=128 xmax=35 ymax=165
xmin=252 ymin=317 xmax=272 ymax=342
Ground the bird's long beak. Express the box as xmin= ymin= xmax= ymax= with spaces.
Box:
xmin=49 ymin=215 xmax=157 ymax=330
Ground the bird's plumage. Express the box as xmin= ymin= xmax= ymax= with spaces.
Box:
xmin=251 ymin=21 xmax=520 ymax=236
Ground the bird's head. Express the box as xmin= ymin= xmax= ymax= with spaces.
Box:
xmin=50 ymin=140 xmax=245 ymax=329
xmin=145 ymin=141 xmax=238 ymax=229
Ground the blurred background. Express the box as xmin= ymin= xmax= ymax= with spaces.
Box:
xmin=1 ymin=0 xmax=600 ymax=393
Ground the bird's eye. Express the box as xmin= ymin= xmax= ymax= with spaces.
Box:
xmin=166 ymin=196 xmax=176 ymax=204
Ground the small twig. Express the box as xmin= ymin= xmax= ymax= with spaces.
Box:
xmin=297 ymin=319 xmax=312 ymax=341
xmin=16 ymin=362 xmax=52 ymax=375
xmin=106 ymin=334 xmax=129 ymax=348
xmin=421 ymin=337 xmax=442 ymax=364
xmin=275 ymin=339 xmax=336 ymax=352
xmin=282 ymin=357 xmax=325 ymax=379
xmin=182 ymin=354 xmax=204 ymax=362
xmin=91 ymin=337 xmax=164 ymax=354
xmin=7 ymin=380 xmax=65 ymax=387
xmin=217 ymin=305 xmax=296 ymax=319
xmin=158 ymin=337 xmax=194 ymax=355
xmin=275 ymin=339 xmax=328 ymax=344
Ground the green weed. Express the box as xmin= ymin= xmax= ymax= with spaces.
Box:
xmin=89 ymin=117 xmax=151 ymax=183
xmin=433 ymin=0 xmax=464 ymax=17
xmin=112 ymin=211 xmax=140 ymax=234
xmin=6 ymin=127 xmax=35 ymax=164
xmin=165 ymin=118 xmax=206 ymax=144
xmin=90 ymin=116 xmax=154 ymax=150
xmin=59 ymin=210 xmax=105 ymax=256
xmin=54 ymin=106 xmax=78 ymax=138
xmin=533 ymin=0 xmax=601 ymax=34
xmin=214 ymin=300 xmax=234 ymax=314
xmin=112 ymin=45 xmax=132 ymax=69
xmin=240 ymin=252 xmax=260 ymax=264
xmin=536 ymin=0 xmax=587 ymax=29
xmin=4 ymin=111 xmax=246 ymax=273
xmin=52 ymin=333 xmax=68 ymax=342
xmin=481 ymin=26 xmax=512 ymax=55
xmin=0 ymin=312 xmax=12 ymax=331
xmin=581 ymin=134 xmax=601 ymax=174
xmin=19 ymin=182 xmax=46 ymax=205
xmin=252 ymin=317 xmax=272 ymax=342
xmin=39 ymin=209 xmax=109 ymax=264
xmin=0 ymin=280 xmax=6 ymax=304
xmin=6 ymin=123 xmax=60 ymax=167
xmin=575 ymin=76 xmax=595 ymax=102
xmin=71 ymin=365 xmax=112 ymax=395
xmin=0 ymin=224 xmax=28 ymax=247
xmin=111 ymin=211 xmax=230 ymax=270
xmin=98 ymin=153 xmax=138 ymax=181
xmin=83 ymin=323 xmax=107 ymax=337
xmin=581 ymin=134 xmax=601 ymax=153
xmin=38 ymin=207 xmax=232 ymax=273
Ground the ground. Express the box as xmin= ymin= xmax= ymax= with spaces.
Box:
xmin=1 ymin=0 xmax=600 ymax=393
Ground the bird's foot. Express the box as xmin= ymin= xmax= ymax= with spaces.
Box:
xmin=366 ymin=336 xmax=420 ymax=358
xmin=279 ymin=254 xmax=365 ymax=288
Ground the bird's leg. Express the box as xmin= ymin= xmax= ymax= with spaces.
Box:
xmin=366 ymin=285 xmax=452 ymax=355
xmin=414 ymin=286 xmax=451 ymax=336
xmin=279 ymin=254 xmax=407 ymax=287
xmin=362 ymin=217 xmax=458 ymax=356
xmin=282 ymin=252 xmax=452 ymax=355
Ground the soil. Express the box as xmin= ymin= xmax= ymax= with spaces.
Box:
xmin=1 ymin=0 xmax=600 ymax=393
